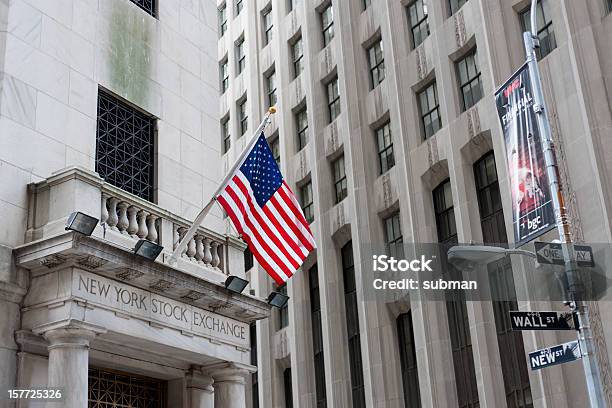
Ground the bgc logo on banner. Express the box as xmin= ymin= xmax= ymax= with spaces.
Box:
xmin=495 ymin=63 xmax=555 ymax=246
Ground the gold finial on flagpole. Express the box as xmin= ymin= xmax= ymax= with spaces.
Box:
xmin=268 ymin=106 xmax=277 ymax=114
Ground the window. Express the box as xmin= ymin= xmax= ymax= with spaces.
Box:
xmin=239 ymin=99 xmax=248 ymax=136
xmin=384 ymin=213 xmax=403 ymax=259
xmin=397 ymin=312 xmax=421 ymax=408
xmin=327 ymin=77 xmax=341 ymax=123
xmin=449 ymin=0 xmax=467 ymax=15
xmin=296 ymin=108 xmax=308 ymax=151
xmin=300 ymin=182 xmax=314 ymax=223
xmin=474 ymin=152 xmax=533 ymax=408
xmin=236 ymin=38 xmax=246 ymax=74
xmin=520 ymin=0 xmax=556 ymax=59
xmin=341 ymin=242 xmax=366 ymax=408
xmin=270 ymin=137 xmax=281 ymax=166
xmin=220 ymin=59 xmax=229 ymax=93
xmin=309 ymin=265 xmax=327 ymax=408
xmin=222 ymin=117 xmax=231 ymax=153
xmin=129 ymin=0 xmax=156 ymax=17
xmin=407 ymin=0 xmax=430 ymax=48
xmin=235 ymin=0 xmax=243 ymax=16
xmin=607 ymin=0 xmax=612 ymax=14
xmin=96 ymin=89 xmax=155 ymax=201
xmin=432 ymin=180 xmax=456 ymax=244
xmin=376 ymin=122 xmax=395 ymax=174
xmin=283 ymin=368 xmax=293 ymax=408
xmin=288 ymin=0 xmax=301 ymax=13
xmin=219 ymin=3 xmax=228 ymax=36
xmin=363 ymin=0 xmax=371 ymax=10
xmin=367 ymin=39 xmax=385 ymax=89
xmin=433 ymin=180 xmax=479 ymax=408
xmin=278 ymin=284 xmax=289 ymax=329
xmin=456 ymin=49 xmax=482 ymax=111
xmin=244 ymin=247 xmax=253 ymax=271
xmin=333 ymin=155 xmax=347 ymax=204
xmin=266 ymin=70 xmax=277 ymax=108
xmin=263 ymin=7 xmax=273 ymax=45
xmin=321 ymin=4 xmax=334 ymax=47
xmin=250 ymin=323 xmax=259 ymax=408
xmin=418 ymin=82 xmax=442 ymax=139
xmin=292 ymin=37 xmax=304 ymax=78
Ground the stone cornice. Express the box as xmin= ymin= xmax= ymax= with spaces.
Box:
xmin=14 ymin=232 xmax=270 ymax=323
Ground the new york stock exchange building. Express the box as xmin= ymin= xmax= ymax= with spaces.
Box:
xmin=7 ymin=171 xmax=269 ymax=408
xmin=0 ymin=1 xmax=274 ymax=407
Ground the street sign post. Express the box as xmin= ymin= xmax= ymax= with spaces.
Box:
xmin=534 ymin=242 xmax=594 ymax=267
xmin=529 ymin=340 xmax=582 ymax=371
xmin=510 ymin=311 xmax=577 ymax=331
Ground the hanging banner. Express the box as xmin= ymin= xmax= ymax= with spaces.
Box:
xmin=495 ymin=63 xmax=555 ymax=246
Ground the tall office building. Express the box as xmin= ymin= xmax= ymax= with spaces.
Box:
xmin=217 ymin=0 xmax=612 ymax=406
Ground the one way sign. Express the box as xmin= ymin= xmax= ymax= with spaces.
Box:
xmin=529 ymin=340 xmax=582 ymax=371
xmin=534 ymin=242 xmax=594 ymax=267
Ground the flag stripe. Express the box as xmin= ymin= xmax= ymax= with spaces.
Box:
xmin=233 ymin=174 xmax=307 ymax=262
xmin=216 ymin=195 xmax=286 ymax=284
xmin=281 ymin=181 xmax=314 ymax=234
xmin=274 ymin=188 xmax=316 ymax=248
xmin=223 ymin=184 xmax=296 ymax=276
xmin=269 ymin=194 xmax=315 ymax=252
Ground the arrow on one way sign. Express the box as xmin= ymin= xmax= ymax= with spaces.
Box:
xmin=534 ymin=242 xmax=595 ymax=267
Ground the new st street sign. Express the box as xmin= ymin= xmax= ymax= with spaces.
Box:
xmin=529 ymin=340 xmax=582 ymax=371
xmin=534 ymin=242 xmax=594 ymax=267
xmin=510 ymin=311 xmax=577 ymax=331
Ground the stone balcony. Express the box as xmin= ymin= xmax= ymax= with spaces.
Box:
xmin=17 ymin=166 xmax=269 ymax=323
xmin=25 ymin=166 xmax=246 ymax=279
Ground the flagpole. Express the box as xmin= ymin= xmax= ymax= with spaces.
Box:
xmin=167 ymin=106 xmax=277 ymax=265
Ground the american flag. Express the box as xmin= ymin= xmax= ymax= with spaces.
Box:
xmin=216 ymin=134 xmax=316 ymax=284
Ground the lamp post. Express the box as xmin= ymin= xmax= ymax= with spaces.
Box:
xmin=523 ymin=1 xmax=604 ymax=405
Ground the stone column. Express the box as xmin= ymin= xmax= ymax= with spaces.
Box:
xmin=186 ymin=368 xmax=214 ymax=408
xmin=41 ymin=326 xmax=103 ymax=408
xmin=209 ymin=363 xmax=253 ymax=408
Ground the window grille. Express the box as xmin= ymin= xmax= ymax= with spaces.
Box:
xmin=96 ymin=90 xmax=155 ymax=202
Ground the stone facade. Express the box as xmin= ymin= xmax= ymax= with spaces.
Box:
xmin=0 ymin=1 xmax=270 ymax=407
xmin=219 ymin=0 xmax=612 ymax=407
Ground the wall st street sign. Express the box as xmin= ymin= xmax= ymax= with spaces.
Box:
xmin=529 ymin=341 xmax=582 ymax=371
xmin=510 ymin=311 xmax=577 ymax=331
xmin=534 ymin=242 xmax=595 ymax=267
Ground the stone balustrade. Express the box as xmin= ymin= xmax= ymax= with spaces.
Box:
xmin=25 ymin=167 xmax=246 ymax=277
xmin=174 ymin=224 xmax=223 ymax=270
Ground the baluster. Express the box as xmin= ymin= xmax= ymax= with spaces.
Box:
xmin=107 ymin=197 xmax=119 ymax=230
xmin=100 ymin=194 xmax=109 ymax=225
xmin=203 ymin=238 xmax=213 ymax=265
xmin=211 ymin=241 xmax=220 ymax=269
xmin=186 ymin=236 xmax=196 ymax=261
xmin=195 ymin=235 xmax=205 ymax=264
xmin=127 ymin=206 xmax=139 ymax=237
xmin=146 ymin=215 xmax=158 ymax=242
xmin=173 ymin=224 xmax=180 ymax=250
xmin=177 ymin=227 xmax=187 ymax=257
xmin=137 ymin=210 xmax=149 ymax=239
xmin=116 ymin=202 xmax=129 ymax=234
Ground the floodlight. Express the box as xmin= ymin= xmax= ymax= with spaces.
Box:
xmin=65 ymin=212 xmax=99 ymax=236
xmin=134 ymin=239 xmax=164 ymax=261
xmin=225 ymin=275 xmax=249 ymax=294
xmin=267 ymin=291 xmax=289 ymax=308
